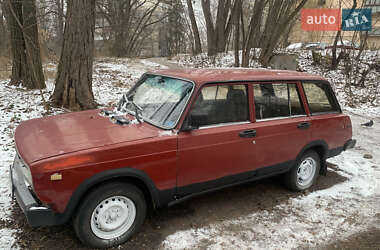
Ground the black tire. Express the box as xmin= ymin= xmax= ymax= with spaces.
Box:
xmin=73 ymin=182 xmax=147 ymax=249
xmin=284 ymin=150 xmax=320 ymax=191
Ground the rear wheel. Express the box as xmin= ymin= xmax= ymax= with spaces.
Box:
xmin=73 ymin=182 xmax=146 ymax=248
xmin=284 ymin=150 xmax=320 ymax=191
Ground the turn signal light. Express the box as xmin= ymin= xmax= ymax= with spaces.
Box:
xmin=50 ymin=173 xmax=62 ymax=181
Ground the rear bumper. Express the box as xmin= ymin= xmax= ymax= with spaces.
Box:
xmin=344 ymin=139 xmax=356 ymax=151
xmin=10 ymin=160 xmax=63 ymax=227
xmin=327 ymin=139 xmax=356 ymax=158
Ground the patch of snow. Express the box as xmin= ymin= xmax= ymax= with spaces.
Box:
xmin=140 ymin=59 xmax=168 ymax=69
xmin=129 ymin=118 xmax=142 ymax=125
xmin=286 ymin=43 xmax=304 ymax=50
xmin=0 ymin=228 xmax=17 ymax=250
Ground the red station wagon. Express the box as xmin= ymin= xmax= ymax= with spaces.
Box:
xmin=11 ymin=69 xmax=356 ymax=248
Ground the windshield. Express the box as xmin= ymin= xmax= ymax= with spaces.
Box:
xmin=123 ymin=74 xmax=194 ymax=129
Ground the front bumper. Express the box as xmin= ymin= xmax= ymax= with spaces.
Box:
xmin=10 ymin=158 xmax=61 ymax=227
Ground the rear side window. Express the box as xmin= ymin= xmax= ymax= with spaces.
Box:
xmin=190 ymin=84 xmax=249 ymax=126
xmin=302 ymin=81 xmax=340 ymax=114
xmin=254 ymin=83 xmax=305 ymax=120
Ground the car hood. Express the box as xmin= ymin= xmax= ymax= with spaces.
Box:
xmin=15 ymin=109 xmax=160 ymax=164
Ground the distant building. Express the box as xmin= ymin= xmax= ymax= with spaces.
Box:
xmin=289 ymin=0 xmax=380 ymax=48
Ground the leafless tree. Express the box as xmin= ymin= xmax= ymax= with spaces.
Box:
xmin=233 ymin=0 xmax=241 ymax=67
xmin=0 ymin=1 xmax=7 ymax=55
xmin=96 ymin=0 xmax=165 ymax=57
xmin=241 ymin=0 xmax=266 ymax=67
xmin=5 ymin=0 xmax=46 ymax=89
xmin=52 ymin=0 xmax=96 ymax=110
xmin=55 ymin=0 xmax=64 ymax=47
xmin=201 ymin=0 xmax=237 ymax=56
xmin=241 ymin=0 xmax=308 ymax=67
xmin=330 ymin=0 xmax=357 ymax=70
xmin=159 ymin=0 xmax=189 ymax=56
xmin=186 ymin=0 xmax=202 ymax=54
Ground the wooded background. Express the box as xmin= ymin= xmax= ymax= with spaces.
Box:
xmin=0 ymin=0 xmax=374 ymax=111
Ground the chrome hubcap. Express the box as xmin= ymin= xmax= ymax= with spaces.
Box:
xmin=297 ymin=157 xmax=316 ymax=187
xmin=90 ymin=196 xmax=136 ymax=239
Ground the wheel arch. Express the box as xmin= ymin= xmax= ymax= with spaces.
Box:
xmin=59 ymin=168 xmax=166 ymax=224
xmin=297 ymin=140 xmax=329 ymax=175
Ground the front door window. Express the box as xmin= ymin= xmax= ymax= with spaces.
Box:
xmin=189 ymin=84 xmax=249 ymax=127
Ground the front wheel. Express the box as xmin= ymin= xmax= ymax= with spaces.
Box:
xmin=73 ymin=182 xmax=147 ymax=249
xmin=284 ymin=150 xmax=320 ymax=191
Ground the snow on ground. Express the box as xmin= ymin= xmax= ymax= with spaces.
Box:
xmin=0 ymin=81 xmax=58 ymax=250
xmin=0 ymin=55 xmax=379 ymax=249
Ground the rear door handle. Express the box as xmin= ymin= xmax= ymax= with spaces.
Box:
xmin=297 ymin=122 xmax=311 ymax=129
xmin=239 ymin=130 xmax=256 ymax=138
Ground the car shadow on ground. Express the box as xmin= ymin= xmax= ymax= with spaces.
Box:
xmin=8 ymin=163 xmax=347 ymax=250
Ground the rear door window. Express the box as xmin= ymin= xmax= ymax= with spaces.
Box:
xmin=302 ymin=81 xmax=340 ymax=114
xmin=253 ymin=83 xmax=305 ymax=120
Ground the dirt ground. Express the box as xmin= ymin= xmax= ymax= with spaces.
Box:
xmin=4 ymin=163 xmax=378 ymax=250
xmin=322 ymin=228 xmax=380 ymax=250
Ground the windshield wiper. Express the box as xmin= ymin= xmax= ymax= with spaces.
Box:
xmin=118 ymin=94 xmax=143 ymax=123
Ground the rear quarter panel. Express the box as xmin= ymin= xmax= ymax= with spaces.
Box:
xmin=310 ymin=113 xmax=352 ymax=150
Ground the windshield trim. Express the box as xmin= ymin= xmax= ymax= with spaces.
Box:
xmin=126 ymin=73 xmax=196 ymax=130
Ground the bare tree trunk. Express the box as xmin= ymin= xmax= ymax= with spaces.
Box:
xmin=233 ymin=0 xmax=241 ymax=67
xmin=356 ymin=31 xmax=368 ymax=61
xmin=52 ymin=0 xmax=96 ymax=110
xmin=258 ymin=0 xmax=308 ymax=66
xmin=201 ymin=0 xmax=216 ymax=56
xmin=202 ymin=0 xmax=236 ymax=56
xmin=330 ymin=30 xmax=342 ymax=70
xmin=241 ymin=0 xmax=265 ymax=67
xmin=331 ymin=0 xmax=357 ymax=70
xmin=186 ymin=0 xmax=201 ymax=54
xmin=55 ymin=0 xmax=64 ymax=47
xmin=0 ymin=2 xmax=4 ymax=53
xmin=6 ymin=0 xmax=45 ymax=89
xmin=111 ymin=0 xmax=130 ymax=57
xmin=215 ymin=0 xmax=230 ymax=53
xmin=113 ymin=31 xmax=127 ymax=57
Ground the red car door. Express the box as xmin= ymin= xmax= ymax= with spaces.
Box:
xmin=246 ymin=82 xmax=312 ymax=173
xmin=177 ymin=83 xmax=256 ymax=195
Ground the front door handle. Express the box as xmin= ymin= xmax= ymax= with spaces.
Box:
xmin=297 ymin=122 xmax=311 ymax=129
xmin=239 ymin=130 xmax=256 ymax=138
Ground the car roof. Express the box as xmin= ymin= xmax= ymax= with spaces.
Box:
xmin=148 ymin=68 xmax=327 ymax=86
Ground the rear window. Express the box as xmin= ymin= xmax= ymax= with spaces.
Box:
xmin=253 ymin=83 xmax=305 ymax=120
xmin=302 ymin=81 xmax=340 ymax=114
